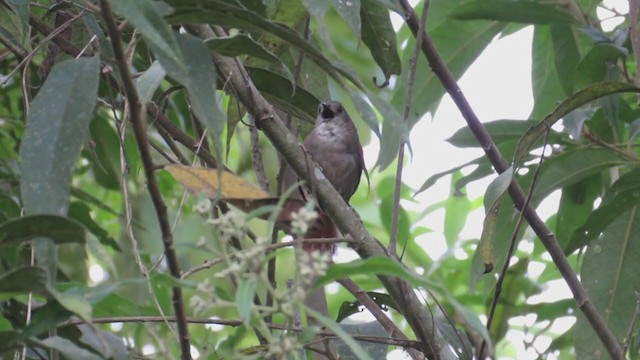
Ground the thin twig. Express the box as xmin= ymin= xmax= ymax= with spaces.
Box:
xmin=99 ymin=1 xmax=191 ymax=358
xmin=397 ymin=0 xmax=624 ymax=357
xmin=481 ymin=128 xmax=550 ymax=357
xmin=64 ymin=316 xmax=421 ymax=349
xmin=389 ymin=0 xmax=429 ymax=258
xmin=623 ymin=292 xmax=640 ymax=354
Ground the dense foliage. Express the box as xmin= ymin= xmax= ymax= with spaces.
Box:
xmin=1 ymin=0 xmax=639 ymax=359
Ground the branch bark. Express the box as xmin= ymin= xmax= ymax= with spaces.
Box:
xmin=397 ymin=0 xmax=623 ymax=358
xmin=100 ymin=1 xmax=191 ymax=358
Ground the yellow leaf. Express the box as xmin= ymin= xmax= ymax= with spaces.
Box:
xmin=165 ymin=164 xmax=269 ymax=200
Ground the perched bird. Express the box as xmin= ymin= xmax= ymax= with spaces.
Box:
xmin=286 ymin=100 xmax=365 ymax=252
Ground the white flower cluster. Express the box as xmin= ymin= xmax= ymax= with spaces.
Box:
xmin=265 ymin=334 xmax=301 ymax=358
xmin=296 ymin=250 xmax=331 ymax=287
xmin=192 ymin=198 xmax=212 ymax=214
xmin=290 ymin=206 xmax=318 ymax=236
xmin=215 ymin=237 xmax=268 ymax=280
xmin=206 ymin=210 xmax=246 ymax=241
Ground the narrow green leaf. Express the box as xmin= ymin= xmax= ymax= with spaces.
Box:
xmin=447 ymin=119 xmax=537 ymax=148
xmin=246 ymin=66 xmax=320 ymax=124
xmin=19 ymin=56 xmax=99 ymax=281
xmin=568 ymin=169 xmax=640 ymax=253
xmin=555 ymin=176 xmax=600 ymax=250
xmin=514 ymin=81 xmax=640 ymax=167
xmin=136 ymin=61 xmax=166 ymax=105
xmin=1 ymin=301 xmax=73 ymax=349
xmin=20 ymin=56 xmax=100 ymax=215
xmin=5 ymin=0 xmax=29 ymax=44
xmin=50 ymin=288 xmax=93 ymax=321
xmin=0 ymin=215 xmax=86 ymax=248
xmin=110 ymin=0 xmax=183 ymax=74
xmin=575 ymin=43 xmax=626 ymax=90
xmin=68 ymin=202 xmax=120 ymax=251
xmin=444 ymin=172 xmax=472 ymax=246
xmin=305 ymin=308 xmax=373 ymax=360
xmin=332 ymin=0 xmax=361 ymax=40
xmin=335 ymin=321 xmax=389 ymax=358
xmin=550 ymin=23 xmax=581 ymax=95
xmin=0 ymin=266 xmax=49 ymax=294
xmin=531 ymin=149 xmax=628 ymax=205
xmin=167 ymin=0 xmax=361 ymax=88
xmin=31 ymin=336 xmax=102 ymax=360
xmin=316 ymin=256 xmax=443 ymax=293
xmin=206 ymin=33 xmax=295 ymax=87
xmin=176 ymin=33 xmax=223 ymax=153
xmin=483 ymin=167 xmax=513 ymax=213
xmin=530 ymin=25 xmax=565 ymax=121
xmin=87 ymin=115 xmax=120 ymax=190
xmin=415 ymin=157 xmax=482 ymax=196
xmin=361 ymin=0 xmax=401 ymax=84
xmin=450 ymin=0 xmax=575 ymax=24
xmin=236 ymin=278 xmax=256 ymax=323
xmin=575 ymin=206 xmax=640 ymax=359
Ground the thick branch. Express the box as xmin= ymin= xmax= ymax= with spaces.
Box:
xmin=185 ymin=23 xmax=455 ymax=360
xmin=398 ymin=1 xmax=623 ymax=358
xmin=100 ymin=1 xmax=191 ymax=358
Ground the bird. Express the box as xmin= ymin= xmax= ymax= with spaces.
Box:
xmin=286 ymin=100 xmax=365 ymax=252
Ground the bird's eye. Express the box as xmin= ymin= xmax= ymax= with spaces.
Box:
xmin=318 ymin=105 xmax=323 ymax=114
xmin=337 ymin=105 xmax=343 ymax=113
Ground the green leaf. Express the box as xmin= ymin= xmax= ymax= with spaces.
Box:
xmin=110 ymin=0 xmax=183 ymax=75
xmin=31 ymin=336 xmax=102 ymax=360
xmin=450 ymin=0 xmax=575 ymax=24
xmin=567 ymin=168 xmax=640 ymax=253
xmin=206 ymin=33 xmax=295 ymax=87
xmin=87 ymin=115 xmax=120 ymax=190
xmin=361 ymin=0 xmax=401 ymax=83
xmin=575 ymin=206 xmax=640 ymax=359
xmin=136 ymin=61 xmax=166 ymax=105
xmin=550 ymin=23 xmax=581 ymax=95
xmin=246 ymin=66 xmax=320 ymax=124
xmin=444 ymin=172 xmax=472 ymax=246
xmin=515 ymin=81 xmax=640 ymax=167
xmin=483 ymin=167 xmax=513 ymax=213
xmin=20 ymin=56 xmax=100 ymax=215
xmin=305 ymin=308 xmax=373 ymax=360
xmin=236 ymin=278 xmax=256 ymax=323
xmin=0 ymin=215 xmax=86 ymax=248
xmin=175 ymin=33 xmax=223 ymax=153
xmin=332 ymin=0 xmax=361 ymax=40
xmin=68 ymin=202 xmax=120 ymax=251
xmin=5 ymin=0 xmax=29 ymax=45
xmin=50 ymin=287 xmax=93 ymax=321
xmin=531 ymin=149 xmax=628 ymax=205
xmin=575 ymin=43 xmax=627 ymax=90
xmin=530 ymin=25 xmax=565 ymax=121
xmin=167 ymin=0 xmax=361 ymax=88
xmin=19 ymin=56 xmax=99 ymax=281
xmin=448 ymin=119 xmax=538 ymax=148
xmin=555 ymin=176 xmax=600 ymax=250
xmin=317 ymin=257 xmax=443 ymax=292
xmin=335 ymin=321 xmax=389 ymax=358
xmin=0 ymin=266 xmax=49 ymax=294
xmin=1 ymin=301 xmax=73 ymax=350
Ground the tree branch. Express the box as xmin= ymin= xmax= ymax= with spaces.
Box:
xmin=99 ymin=1 xmax=191 ymax=358
xmin=184 ymin=23 xmax=456 ymax=360
xmin=397 ymin=0 xmax=623 ymax=358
